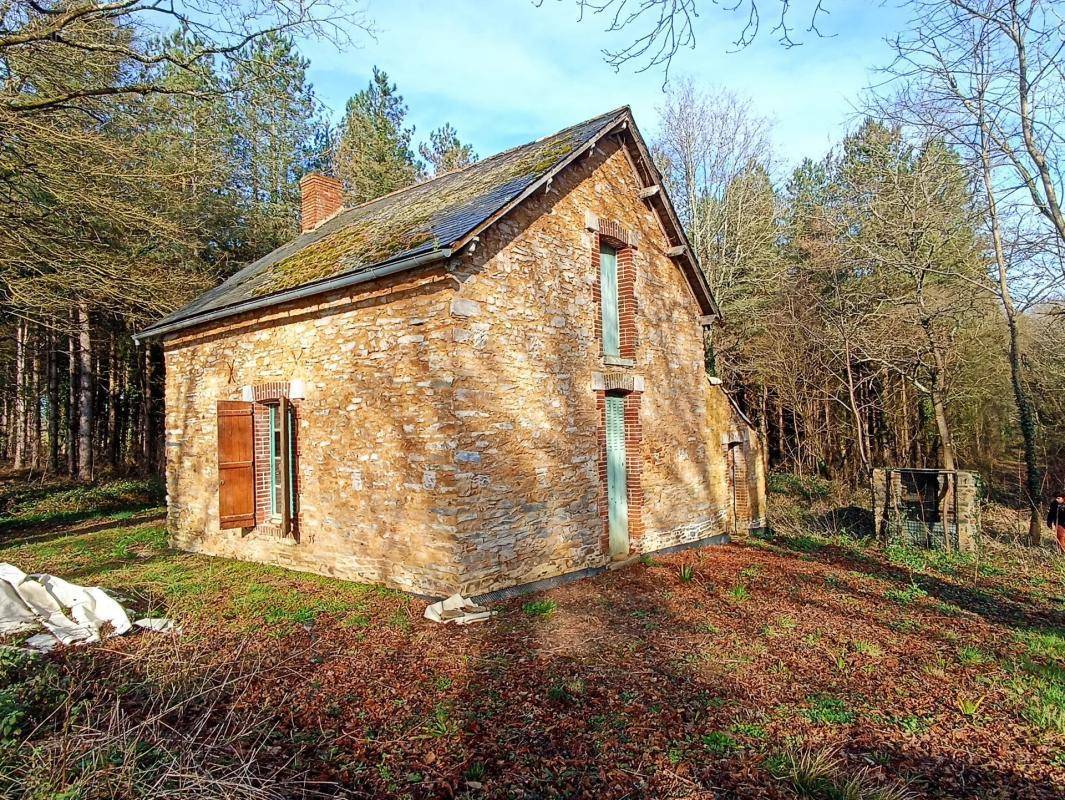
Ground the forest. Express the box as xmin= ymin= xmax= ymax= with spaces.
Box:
xmin=1 ymin=0 xmax=1064 ymax=540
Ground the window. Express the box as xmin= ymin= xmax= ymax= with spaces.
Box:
xmin=267 ymin=398 xmax=296 ymax=526
xmin=599 ymin=242 xmax=620 ymax=357
xmin=269 ymin=405 xmax=281 ymax=516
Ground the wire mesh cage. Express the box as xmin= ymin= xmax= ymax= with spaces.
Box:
xmin=872 ymin=468 xmax=980 ymax=552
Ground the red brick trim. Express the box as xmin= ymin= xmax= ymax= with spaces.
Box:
xmin=254 ymin=382 xmax=290 ymax=402
xmin=624 ymin=391 xmax=645 ymax=543
xmin=250 ymin=383 xmax=300 ymax=538
xmin=592 ymin=234 xmax=602 ymax=346
xmin=253 ymin=403 xmax=271 ymax=526
xmin=591 ymin=220 xmax=638 ymax=362
xmin=617 ymin=247 xmax=636 ymax=359
xmin=595 ymin=389 xmax=644 ymax=556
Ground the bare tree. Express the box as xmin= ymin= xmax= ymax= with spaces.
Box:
xmin=0 ymin=0 xmax=371 ymax=114
xmin=891 ymin=1 xmax=1065 ymax=261
xmin=652 ymin=79 xmax=775 ymax=297
xmin=538 ymin=0 xmax=835 ymax=74
xmin=875 ymin=0 xmax=1062 ymax=542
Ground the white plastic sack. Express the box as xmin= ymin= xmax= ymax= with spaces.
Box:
xmin=0 ymin=562 xmax=172 ymax=651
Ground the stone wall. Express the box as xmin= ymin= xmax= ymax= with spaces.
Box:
xmin=446 ymin=139 xmax=745 ymax=595
xmin=163 ymin=266 xmax=463 ymax=594
xmin=162 ymin=136 xmax=764 ymax=597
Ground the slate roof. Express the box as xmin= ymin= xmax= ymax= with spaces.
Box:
xmin=140 ymin=107 xmax=632 ymax=338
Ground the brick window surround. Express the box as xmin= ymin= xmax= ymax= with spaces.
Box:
xmin=251 ymin=382 xmax=300 ymax=539
xmin=591 ymin=220 xmax=637 ymax=362
xmin=595 ymin=389 xmax=645 ymax=556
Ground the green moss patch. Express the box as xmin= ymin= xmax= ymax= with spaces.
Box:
xmin=253 ymin=135 xmax=580 ymax=297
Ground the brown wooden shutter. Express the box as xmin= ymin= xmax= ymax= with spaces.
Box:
xmin=217 ymin=401 xmax=255 ymax=529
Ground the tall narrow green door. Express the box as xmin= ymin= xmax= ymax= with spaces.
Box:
xmin=605 ymin=395 xmax=629 ymax=557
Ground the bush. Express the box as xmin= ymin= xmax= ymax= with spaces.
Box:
xmin=767 ymin=472 xmax=831 ymax=502
xmin=0 ymin=648 xmax=62 ymax=748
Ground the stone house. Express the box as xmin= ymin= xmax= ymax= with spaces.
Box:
xmin=138 ymin=107 xmax=766 ymax=598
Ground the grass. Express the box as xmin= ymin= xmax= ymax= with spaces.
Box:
xmin=701 ymin=730 xmax=740 ymax=755
xmin=851 ymin=640 xmax=883 ymax=658
xmin=804 ymin=695 xmax=857 ymax=725
xmin=1007 ymin=631 xmax=1065 ymax=734
xmin=958 ymin=646 xmax=990 ymax=666
xmin=894 ymin=714 xmax=931 ymax=735
xmin=727 ymin=585 xmax=751 ymax=602
xmin=522 ymin=599 xmax=557 ymax=617
xmin=955 ymin=693 xmax=986 ymax=718
xmin=767 ymin=745 xmax=915 ymax=800
xmin=0 ymin=478 xmax=1061 ymax=799
xmin=0 ymin=477 xmax=163 ymax=533
xmin=0 ymin=507 xmax=393 ymax=633
xmin=884 ymin=583 xmax=928 ymax=606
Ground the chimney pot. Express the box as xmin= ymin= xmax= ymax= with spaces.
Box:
xmin=299 ymin=173 xmax=343 ymax=233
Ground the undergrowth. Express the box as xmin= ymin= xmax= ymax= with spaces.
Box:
xmin=0 ymin=477 xmax=164 ymax=533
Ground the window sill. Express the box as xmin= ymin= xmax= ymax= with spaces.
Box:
xmin=603 ymin=355 xmax=635 ymax=367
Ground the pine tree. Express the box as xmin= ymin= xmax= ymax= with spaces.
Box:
xmin=419 ymin=123 xmax=478 ymax=176
xmin=334 ymin=67 xmax=423 ymax=205
xmin=228 ymin=33 xmax=326 ymax=254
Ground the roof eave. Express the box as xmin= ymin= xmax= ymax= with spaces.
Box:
xmin=612 ymin=113 xmax=722 ymax=321
xmin=135 ymin=247 xmax=453 ymax=343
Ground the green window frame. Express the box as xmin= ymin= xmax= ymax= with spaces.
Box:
xmin=268 ymin=405 xmax=281 ymax=516
xmin=267 ymin=401 xmax=296 ymax=521
xmin=599 ymin=242 xmax=620 ymax=357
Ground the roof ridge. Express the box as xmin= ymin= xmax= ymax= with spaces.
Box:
xmin=329 ymin=106 xmax=630 ymax=218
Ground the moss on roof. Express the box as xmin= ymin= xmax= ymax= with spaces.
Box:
xmin=252 ymin=134 xmax=583 ymax=297
xmin=140 ymin=109 xmax=630 ymax=336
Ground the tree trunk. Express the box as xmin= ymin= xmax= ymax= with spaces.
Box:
xmin=843 ymin=343 xmax=869 ymax=475
xmin=47 ymin=330 xmax=60 ymax=474
xmin=67 ymin=323 xmax=78 ymax=477
xmin=77 ymin=302 xmax=94 ymax=481
xmin=13 ymin=320 xmax=26 ymax=470
xmin=979 ymin=133 xmax=1044 ymax=546
xmin=929 ymin=380 xmax=956 ymax=472
xmin=142 ymin=344 xmax=160 ymax=473
xmin=107 ymin=332 xmax=119 ymax=470
xmin=30 ymin=326 xmax=42 ymax=471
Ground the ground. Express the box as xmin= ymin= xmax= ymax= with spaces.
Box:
xmin=0 ymin=474 xmax=1062 ymax=799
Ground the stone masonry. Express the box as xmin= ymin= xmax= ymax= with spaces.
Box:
xmin=163 ymin=136 xmax=767 ymax=597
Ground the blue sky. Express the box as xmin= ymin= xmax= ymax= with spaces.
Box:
xmin=302 ymin=1 xmax=912 ymax=171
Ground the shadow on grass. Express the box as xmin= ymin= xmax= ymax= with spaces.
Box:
xmin=753 ymin=531 xmax=1064 ymax=634
xmin=0 ymin=509 xmax=167 ymax=547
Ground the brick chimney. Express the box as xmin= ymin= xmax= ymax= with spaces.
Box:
xmin=299 ymin=173 xmax=343 ymax=233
